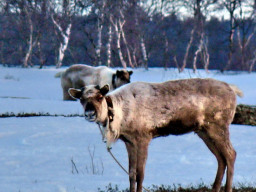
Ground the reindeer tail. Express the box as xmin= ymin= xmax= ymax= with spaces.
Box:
xmin=54 ymin=71 xmax=64 ymax=78
xmin=229 ymin=84 xmax=243 ymax=97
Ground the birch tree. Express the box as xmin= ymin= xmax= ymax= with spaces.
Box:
xmin=146 ymin=0 xmax=213 ymax=72
xmin=237 ymin=23 xmax=255 ymax=71
xmin=6 ymin=0 xmax=38 ymax=67
xmin=180 ymin=26 xmax=195 ymax=72
xmin=133 ymin=0 xmax=148 ymax=69
xmin=119 ymin=10 xmax=134 ymax=68
xmin=37 ymin=0 xmax=49 ymax=69
xmin=246 ymin=0 xmax=256 ymax=72
xmin=51 ymin=15 xmax=72 ymax=68
xmin=140 ymin=33 xmax=148 ymax=70
xmin=221 ymin=0 xmax=239 ymax=71
xmin=180 ymin=0 xmax=214 ymax=73
xmin=111 ymin=16 xmax=127 ymax=68
xmin=50 ymin=0 xmax=73 ymax=68
xmin=0 ymin=0 xmax=9 ymax=65
xmin=106 ymin=19 xmax=113 ymax=67
xmin=95 ymin=0 xmax=106 ymax=66
xmin=23 ymin=4 xmax=39 ymax=68
xmin=248 ymin=50 xmax=256 ymax=73
xmin=83 ymin=27 xmax=97 ymax=65
xmin=236 ymin=0 xmax=256 ymax=71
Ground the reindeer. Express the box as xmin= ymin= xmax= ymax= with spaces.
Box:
xmin=61 ymin=64 xmax=133 ymax=100
xmin=68 ymin=78 xmax=243 ymax=192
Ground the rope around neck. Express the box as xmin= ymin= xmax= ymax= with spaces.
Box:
xmin=97 ymin=121 xmax=150 ymax=192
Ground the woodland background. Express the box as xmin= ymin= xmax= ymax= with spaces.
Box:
xmin=0 ymin=0 xmax=256 ymax=72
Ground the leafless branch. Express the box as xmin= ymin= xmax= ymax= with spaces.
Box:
xmin=71 ymin=157 xmax=79 ymax=174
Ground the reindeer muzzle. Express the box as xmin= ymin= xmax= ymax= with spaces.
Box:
xmin=84 ymin=110 xmax=96 ymax=122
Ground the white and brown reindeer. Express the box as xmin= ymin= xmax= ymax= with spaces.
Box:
xmin=68 ymin=78 xmax=243 ymax=192
xmin=61 ymin=64 xmax=133 ymax=100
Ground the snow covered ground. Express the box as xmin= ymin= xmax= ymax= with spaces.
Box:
xmin=0 ymin=66 xmax=256 ymax=192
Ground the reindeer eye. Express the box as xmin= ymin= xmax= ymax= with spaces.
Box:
xmin=96 ymin=95 xmax=103 ymax=102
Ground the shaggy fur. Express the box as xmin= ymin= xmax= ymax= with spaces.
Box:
xmin=61 ymin=64 xmax=133 ymax=100
xmin=69 ymin=78 xmax=242 ymax=192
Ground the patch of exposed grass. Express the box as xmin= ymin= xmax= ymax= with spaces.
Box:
xmin=4 ymin=74 xmax=19 ymax=81
xmin=0 ymin=96 xmax=30 ymax=99
xmin=0 ymin=112 xmax=83 ymax=118
xmin=97 ymin=183 xmax=256 ymax=192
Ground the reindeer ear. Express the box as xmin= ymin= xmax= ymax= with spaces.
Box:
xmin=100 ymin=84 xmax=110 ymax=96
xmin=95 ymin=85 xmax=100 ymax=90
xmin=116 ymin=70 xmax=123 ymax=77
xmin=128 ymin=70 xmax=133 ymax=76
xmin=68 ymin=88 xmax=83 ymax=99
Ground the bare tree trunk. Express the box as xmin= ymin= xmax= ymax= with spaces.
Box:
xmin=179 ymin=0 xmax=211 ymax=73
xmin=112 ymin=18 xmax=127 ymax=68
xmin=192 ymin=31 xmax=209 ymax=73
xmin=173 ymin=55 xmax=181 ymax=72
xmin=106 ymin=23 xmax=112 ymax=67
xmin=38 ymin=41 xmax=46 ymax=69
xmin=249 ymin=50 xmax=256 ymax=73
xmin=23 ymin=22 xmax=32 ymax=67
xmin=181 ymin=27 xmax=195 ymax=72
xmin=57 ymin=23 xmax=71 ymax=68
xmin=0 ymin=25 xmax=5 ymax=64
xmin=140 ymin=36 xmax=148 ymax=70
xmin=95 ymin=0 xmax=106 ymax=66
xmin=181 ymin=0 xmax=200 ymax=73
xmin=0 ymin=41 xmax=4 ymax=64
xmin=23 ymin=11 xmax=37 ymax=68
xmin=132 ymin=49 xmax=138 ymax=67
xmin=133 ymin=0 xmax=148 ymax=69
xmin=84 ymin=28 xmax=97 ymax=65
xmin=225 ymin=25 xmax=235 ymax=71
xmin=51 ymin=15 xmax=72 ymax=68
xmin=163 ymin=33 xmax=169 ymax=70
xmin=192 ymin=37 xmax=203 ymax=73
xmin=237 ymin=26 xmax=255 ymax=71
xmin=119 ymin=9 xmax=133 ymax=68
xmin=249 ymin=61 xmax=256 ymax=73
xmin=120 ymin=23 xmax=134 ymax=68
xmin=96 ymin=18 xmax=103 ymax=66
xmin=248 ymin=0 xmax=256 ymax=72
xmin=59 ymin=23 xmax=71 ymax=68
xmin=203 ymin=39 xmax=210 ymax=73
xmin=223 ymin=0 xmax=238 ymax=72
xmin=237 ymin=28 xmax=246 ymax=69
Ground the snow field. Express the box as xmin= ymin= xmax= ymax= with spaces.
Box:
xmin=0 ymin=66 xmax=256 ymax=192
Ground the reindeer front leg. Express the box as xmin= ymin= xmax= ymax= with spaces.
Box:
xmin=125 ymin=140 xmax=138 ymax=192
xmin=136 ymin=137 xmax=151 ymax=192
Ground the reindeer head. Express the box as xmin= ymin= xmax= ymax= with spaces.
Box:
xmin=114 ymin=70 xmax=133 ymax=88
xmin=68 ymin=85 xmax=110 ymax=123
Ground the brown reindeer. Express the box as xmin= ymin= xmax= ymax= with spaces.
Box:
xmin=68 ymin=78 xmax=243 ymax=192
xmin=60 ymin=64 xmax=133 ymax=100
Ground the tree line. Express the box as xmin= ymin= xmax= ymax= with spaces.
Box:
xmin=0 ymin=0 xmax=255 ymax=72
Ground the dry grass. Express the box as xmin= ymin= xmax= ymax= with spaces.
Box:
xmin=98 ymin=183 xmax=256 ymax=192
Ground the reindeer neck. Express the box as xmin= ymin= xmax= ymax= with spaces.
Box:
xmin=112 ymin=74 xmax=117 ymax=89
xmin=105 ymin=96 xmax=114 ymax=122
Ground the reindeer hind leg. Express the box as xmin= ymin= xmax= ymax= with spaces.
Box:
xmin=62 ymin=78 xmax=75 ymax=100
xmin=222 ymin=136 xmax=236 ymax=192
xmin=198 ymin=124 xmax=236 ymax=192
xmin=197 ymin=131 xmax=227 ymax=192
